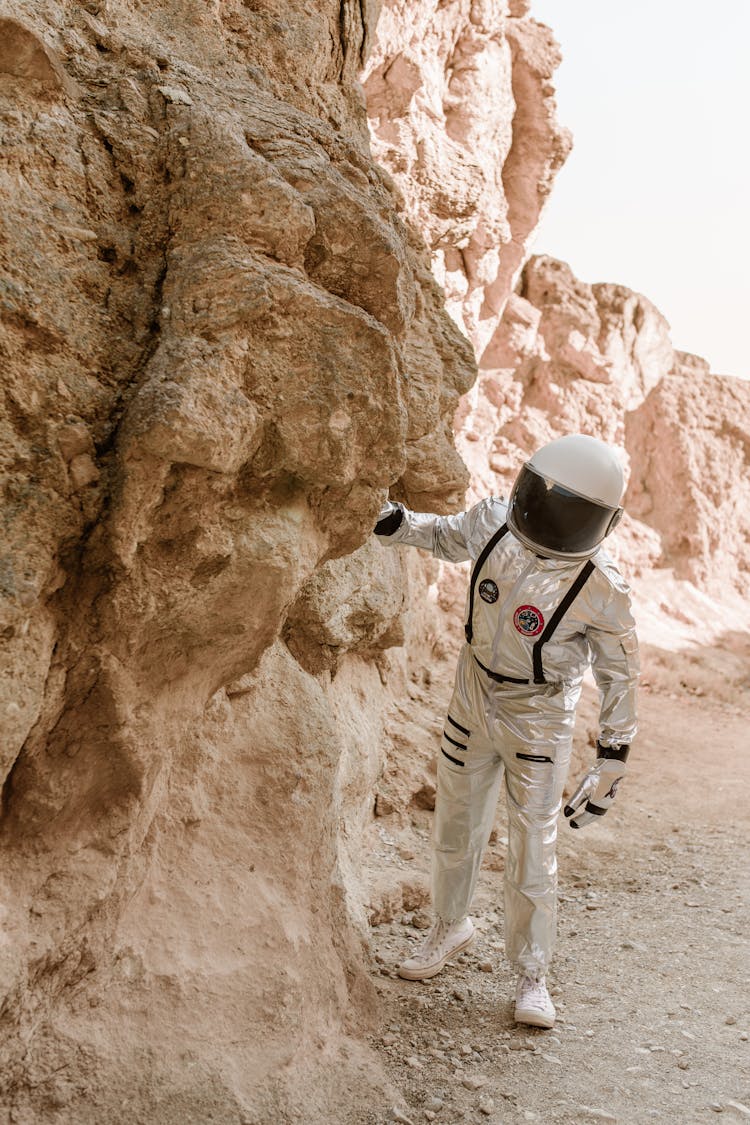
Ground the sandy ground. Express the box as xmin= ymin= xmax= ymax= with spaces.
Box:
xmin=357 ymin=641 xmax=750 ymax=1125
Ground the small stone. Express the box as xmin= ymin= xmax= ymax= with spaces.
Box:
xmin=68 ymin=453 xmax=100 ymax=490
xmin=381 ymin=1033 xmax=397 ymax=1046
xmin=452 ymin=988 xmax=467 ymax=1003
xmin=461 ymin=1075 xmax=488 ymax=1091
xmin=406 ymin=1056 xmax=422 ymax=1069
xmin=155 ymin=84 xmax=193 ymax=105
xmin=477 ymin=960 xmax=493 ymax=973
xmin=478 ymin=1096 xmax=494 ymax=1116
xmin=57 ymin=422 xmax=91 ymax=461
xmin=677 ymin=1060 xmax=689 ymax=1070
xmin=391 ymin=1109 xmax=415 ymax=1125
xmin=424 ymin=1113 xmax=436 ymax=1123
xmin=725 ymin=1016 xmax=737 ymax=1025
xmin=412 ymin=782 xmax=436 ymax=811
xmin=740 ymin=1032 xmax=749 ymax=1042
xmin=424 ymin=1098 xmax=443 ymax=1112
xmin=541 ymin=1053 xmax=562 ymax=1065
xmin=58 ymin=225 xmax=98 ymax=242
xmin=374 ymin=794 xmax=395 ymax=817
xmin=709 ymin=1103 xmax=723 ymax=1113
xmin=621 ymin=939 xmax=647 ymax=953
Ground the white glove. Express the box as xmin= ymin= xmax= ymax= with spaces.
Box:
xmin=564 ymin=743 xmax=629 ymax=829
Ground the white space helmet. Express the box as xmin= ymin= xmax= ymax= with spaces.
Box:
xmin=506 ymin=434 xmax=625 ymax=559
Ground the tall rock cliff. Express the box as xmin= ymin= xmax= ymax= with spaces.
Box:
xmin=364 ymin=0 xmax=571 ymax=359
xmin=0 ymin=2 xmax=569 ymax=1121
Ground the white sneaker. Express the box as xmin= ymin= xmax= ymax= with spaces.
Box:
xmin=514 ymin=974 xmax=556 ymax=1028
xmin=397 ymin=917 xmax=475 ymax=980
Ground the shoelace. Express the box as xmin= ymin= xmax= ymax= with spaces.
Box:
xmin=412 ymin=920 xmax=455 ymax=963
xmin=518 ymin=977 xmax=550 ymax=1009
xmin=411 ymin=918 xmax=463 ymax=963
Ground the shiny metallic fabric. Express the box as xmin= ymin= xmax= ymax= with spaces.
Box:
xmin=376 ymin=496 xmax=639 ymax=975
xmin=434 ymin=646 xmax=574 ymax=975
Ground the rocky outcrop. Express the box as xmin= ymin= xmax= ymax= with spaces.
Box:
xmin=626 ymin=371 xmax=750 ymax=587
xmin=454 ymin=254 xmax=750 ymax=589
xmin=0 ymin=2 xmax=482 ymax=1120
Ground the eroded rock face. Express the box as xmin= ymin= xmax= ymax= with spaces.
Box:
xmin=626 ymin=372 xmax=750 ymax=586
xmin=0 ymin=2 xmax=488 ymax=1119
xmin=364 ymin=0 xmax=571 ymax=361
xmin=454 ymin=254 xmax=750 ymax=589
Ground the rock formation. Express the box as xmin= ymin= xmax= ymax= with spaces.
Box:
xmin=453 ymin=254 xmax=750 ymax=593
xmin=364 ymin=0 xmax=571 ymax=359
xmin=0 ymin=1 xmax=567 ymax=1121
xmin=3 ymin=0 xmax=748 ymax=1122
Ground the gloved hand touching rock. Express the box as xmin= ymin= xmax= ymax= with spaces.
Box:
xmin=374 ymin=499 xmax=404 ymax=536
xmin=564 ymin=743 xmax=629 ymax=829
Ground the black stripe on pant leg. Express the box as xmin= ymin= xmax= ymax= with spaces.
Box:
xmin=516 ymin=752 xmax=553 ymax=763
xmin=447 ymin=714 xmax=470 ymax=736
xmin=441 ymin=749 xmax=465 ymax=767
xmin=584 ymin=801 xmax=608 ymax=816
xmin=443 ymin=731 xmax=467 ymax=751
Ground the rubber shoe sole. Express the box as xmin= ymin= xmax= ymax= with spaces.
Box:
xmin=514 ymin=1002 xmax=555 ymax=1029
xmin=397 ymin=931 xmax=475 ymax=981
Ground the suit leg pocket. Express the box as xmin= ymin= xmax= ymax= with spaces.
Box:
xmin=441 ymin=720 xmax=470 ymax=768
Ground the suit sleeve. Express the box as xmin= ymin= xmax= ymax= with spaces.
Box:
xmin=373 ymin=500 xmax=477 ymax=564
xmin=586 ymin=582 xmax=640 ymax=747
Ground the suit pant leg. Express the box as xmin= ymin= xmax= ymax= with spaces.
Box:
xmin=432 ymin=732 xmax=504 ymax=924
xmin=501 ymin=739 xmax=573 ymax=977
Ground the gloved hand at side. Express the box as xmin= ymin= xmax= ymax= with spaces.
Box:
xmin=564 ymin=742 xmax=629 ymax=829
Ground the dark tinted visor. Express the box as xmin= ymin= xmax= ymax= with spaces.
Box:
xmin=509 ymin=464 xmax=620 ymax=555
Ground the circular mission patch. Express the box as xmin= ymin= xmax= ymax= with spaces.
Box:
xmin=513 ymin=605 xmax=545 ymax=636
xmin=478 ymin=579 xmax=499 ymax=604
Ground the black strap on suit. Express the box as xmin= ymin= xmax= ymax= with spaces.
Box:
xmin=464 ymin=523 xmax=509 ymax=643
xmin=531 ymin=559 xmax=595 ymax=684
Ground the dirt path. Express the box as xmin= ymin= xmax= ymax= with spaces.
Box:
xmin=360 ymin=683 xmax=750 ymax=1125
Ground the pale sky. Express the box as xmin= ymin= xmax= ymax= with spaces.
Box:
xmin=529 ymin=0 xmax=750 ymax=379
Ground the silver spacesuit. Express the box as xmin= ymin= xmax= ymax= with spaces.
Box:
xmin=375 ymin=442 xmax=639 ymax=987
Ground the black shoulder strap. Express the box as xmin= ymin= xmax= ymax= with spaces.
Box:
xmin=465 ymin=523 xmax=508 ymax=643
xmin=532 ymin=559 xmax=596 ymax=684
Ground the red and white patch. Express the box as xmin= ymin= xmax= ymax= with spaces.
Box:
xmin=513 ymin=605 xmax=545 ymax=636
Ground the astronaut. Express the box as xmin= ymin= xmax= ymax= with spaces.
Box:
xmin=374 ymin=434 xmax=639 ymax=1028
